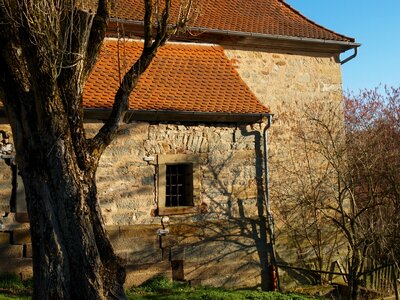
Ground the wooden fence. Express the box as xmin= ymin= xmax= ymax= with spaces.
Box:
xmin=362 ymin=262 xmax=399 ymax=298
xmin=276 ymin=261 xmax=400 ymax=299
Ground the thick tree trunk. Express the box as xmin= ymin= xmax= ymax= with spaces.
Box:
xmin=5 ymin=87 xmax=126 ymax=299
xmin=24 ymin=171 xmax=126 ymax=300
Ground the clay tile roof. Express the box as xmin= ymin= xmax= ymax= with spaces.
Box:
xmin=111 ymin=0 xmax=354 ymax=42
xmin=83 ymin=40 xmax=270 ymax=114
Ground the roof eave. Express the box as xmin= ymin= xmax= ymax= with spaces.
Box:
xmin=190 ymin=27 xmax=361 ymax=52
xmin=84 ymin=108 xmax=271 ymax=124
xmin=1 ymin=108 xmax=270 ymax=124
xmin=108 ymin=19 xmax=360 ymax=53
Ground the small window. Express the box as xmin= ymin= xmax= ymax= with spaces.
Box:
xmin=157 ymin=154 xmax=203 ymax=216
xmin=165 ymin=164 xmax=193 ymax=207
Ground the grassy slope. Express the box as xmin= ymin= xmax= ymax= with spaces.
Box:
xmin=126 ymin=276 xmax=319 ymax=300
xmin=0 ymin=274 xmax=320 ymax=300
xmin=0 ymin=274 xmax=31 ymax=300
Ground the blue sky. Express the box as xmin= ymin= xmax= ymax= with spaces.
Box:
xmin=285 ymin=0 xmax=400 ymax=92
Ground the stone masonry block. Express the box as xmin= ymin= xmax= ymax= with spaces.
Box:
xmin=24 ymin=244 xmax=32 ymax=258
xmin=184 ymin=261 xmax=260 ymax=288
xmin=112 ymin=225 xmax=161 ymax=252
xmin=105 ymin=226 xmax=119 ymax=244
xmin=118 ymin=224 xmax=159 ymax=238
xmin=0 ymin=258 xmax=32 ymax=278
xmin=0 ymin=232 xmax=10 ymax=245
xmin=114 ymin=234 xmax=159 ymax=253
xmin=0 ymin=244 xmax=23 ymax=258
xmin=12 ymin=229 xmax=31 ymax=244
xmin=170 ymin=246 xmax=185 ymax=261
xmin=125 ymin=246 xmax=163 ymax=264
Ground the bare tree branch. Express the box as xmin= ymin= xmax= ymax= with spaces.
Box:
xmin=83 ymin=0 xmax=111 ymax=80
xmin=89 ymin=0 xmax=195 ymax=159
xmin=143 ymin=0 xmax=153 ymax=49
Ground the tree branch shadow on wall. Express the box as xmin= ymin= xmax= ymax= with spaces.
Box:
xmin=155 ymin=125 xmax=275 ymax=290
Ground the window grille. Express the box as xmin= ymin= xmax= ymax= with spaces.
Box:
xmin=165 ymin=164 xmax=193 ymax=207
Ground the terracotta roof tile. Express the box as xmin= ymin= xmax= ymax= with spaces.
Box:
xmin=83 ymin=40 xmax=270 ymax=114
xmin=111 ymin=0 xmax=354 ymax=42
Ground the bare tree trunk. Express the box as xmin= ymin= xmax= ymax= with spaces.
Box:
xmin=347 ymin=251 xmax=361 ymax=300
xmin=5 ymin=87 xmax=126 ymax=299
xmin=349 ymin=277 xmax=360 ymax=300
xmin=24 ymin=171 xmax=126 ymax=299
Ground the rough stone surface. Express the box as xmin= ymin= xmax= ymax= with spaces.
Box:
xmin=0 ymin=232 xmax=10 ymax=245
xmin=0 ymin=257 xmax=32 ymax=279
xmin=94 ymin=122 xmax=262 ymax=227
xmin=12 ymin=228 xmax=31 ymax=244
xmin=0 ymin=244 xmax=23 ymax=258
xmin=90 ymin=122 xmax=266 ymax=286
xmin=24 ymin=243 xmax=32 ymax=258
xmin=0 ymin=124 xmax=12 ymax=214
xmin=224 ymin=48 xmax=346 ymax=282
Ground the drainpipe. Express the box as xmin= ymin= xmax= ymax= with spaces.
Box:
xmin=340 ymin=46 xmax=359 ymax=65
xmin=262 ymin=115 xmax=279 ymax=291
xmin=263 ymin=116 xmax=272 ymax=227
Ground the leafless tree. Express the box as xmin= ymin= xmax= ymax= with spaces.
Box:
xmin=0 ymin=0 xmax=197 ymax=299
xmin=273 ymin=89 xmax=400 ymax=299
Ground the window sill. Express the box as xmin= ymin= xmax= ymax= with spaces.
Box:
xmin=157 ymin=206 xmax=202 ymax=216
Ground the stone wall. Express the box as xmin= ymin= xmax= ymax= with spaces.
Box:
xmin=223 ymin=48 xmax=343 ymax=175
xmin=224 ymin=47 xmax=346 ymax=287
xmin=0 ymin=120 xmax=270 ymax=287
xmin=85 ymin=121 xmax=270 ymax=287
xmin=85 ymin=122 xmax=265 ymax=226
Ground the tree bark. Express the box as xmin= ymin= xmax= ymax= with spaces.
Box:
xmin=3 ymin=84 xmax=126 ymax=299
xmin=23 ymin=165 xmax=126 ymax=300
xmin=347 ymin=250 xmax=361 ymax=300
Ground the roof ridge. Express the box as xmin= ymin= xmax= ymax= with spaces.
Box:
xmin=279 ymin=0 xmax=355 ymax=42
xmin=109 ymin=0 xmax=356 ymax=44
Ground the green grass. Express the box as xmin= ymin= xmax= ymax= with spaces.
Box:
xmin=0 ymin=274 xmax=320 ymax=300
xmin=0 ymin=274 xmax=32 ymax=300
xmin=126 ymin=275 xmax=319 ymax=300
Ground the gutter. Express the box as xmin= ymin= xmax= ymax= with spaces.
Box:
xmin=186 ymin=26 xmax=361 ymax=48
xmin=109 ymin=18 xmax=361 ymax=51
xmin=84 ymin=108 xmax=271 ymax=124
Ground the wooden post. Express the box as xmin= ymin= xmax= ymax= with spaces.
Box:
xmin=392 ymin=265 xmax=399 ymax=300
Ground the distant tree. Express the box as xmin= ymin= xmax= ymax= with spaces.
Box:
xmin=344 ymin=86 xmax=400 ymax=266
xmin=273 ymin=86 xmax=400 ymax=299
xmin=272 ymin=119 xmax=342 ymax=284
xmin=0 ymin=1 xmax=196 ymax=299
xmin=272 ymin=99 xmax=349 ymax=286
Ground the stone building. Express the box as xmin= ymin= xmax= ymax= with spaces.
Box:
xmin=0 ymin=0 xmax=359 ymax=289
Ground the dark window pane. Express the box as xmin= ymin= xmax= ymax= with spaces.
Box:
xmin=165 ymin=164 xmax=193 ymax=207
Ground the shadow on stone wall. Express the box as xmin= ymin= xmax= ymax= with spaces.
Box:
xmin=136 ymin=125 xmax=276 ymax=290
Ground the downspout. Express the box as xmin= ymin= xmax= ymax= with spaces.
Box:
xmin=340 ymin=46 xmax=359 ymax=65
xmin=263 ymin=116 xmax=272 ymax=229
xmin=262 ymin=115 xmax=279 ymax=290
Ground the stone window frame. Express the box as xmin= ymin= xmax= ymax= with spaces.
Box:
xmin=157 ymin=154 xmax=202 ymax=216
